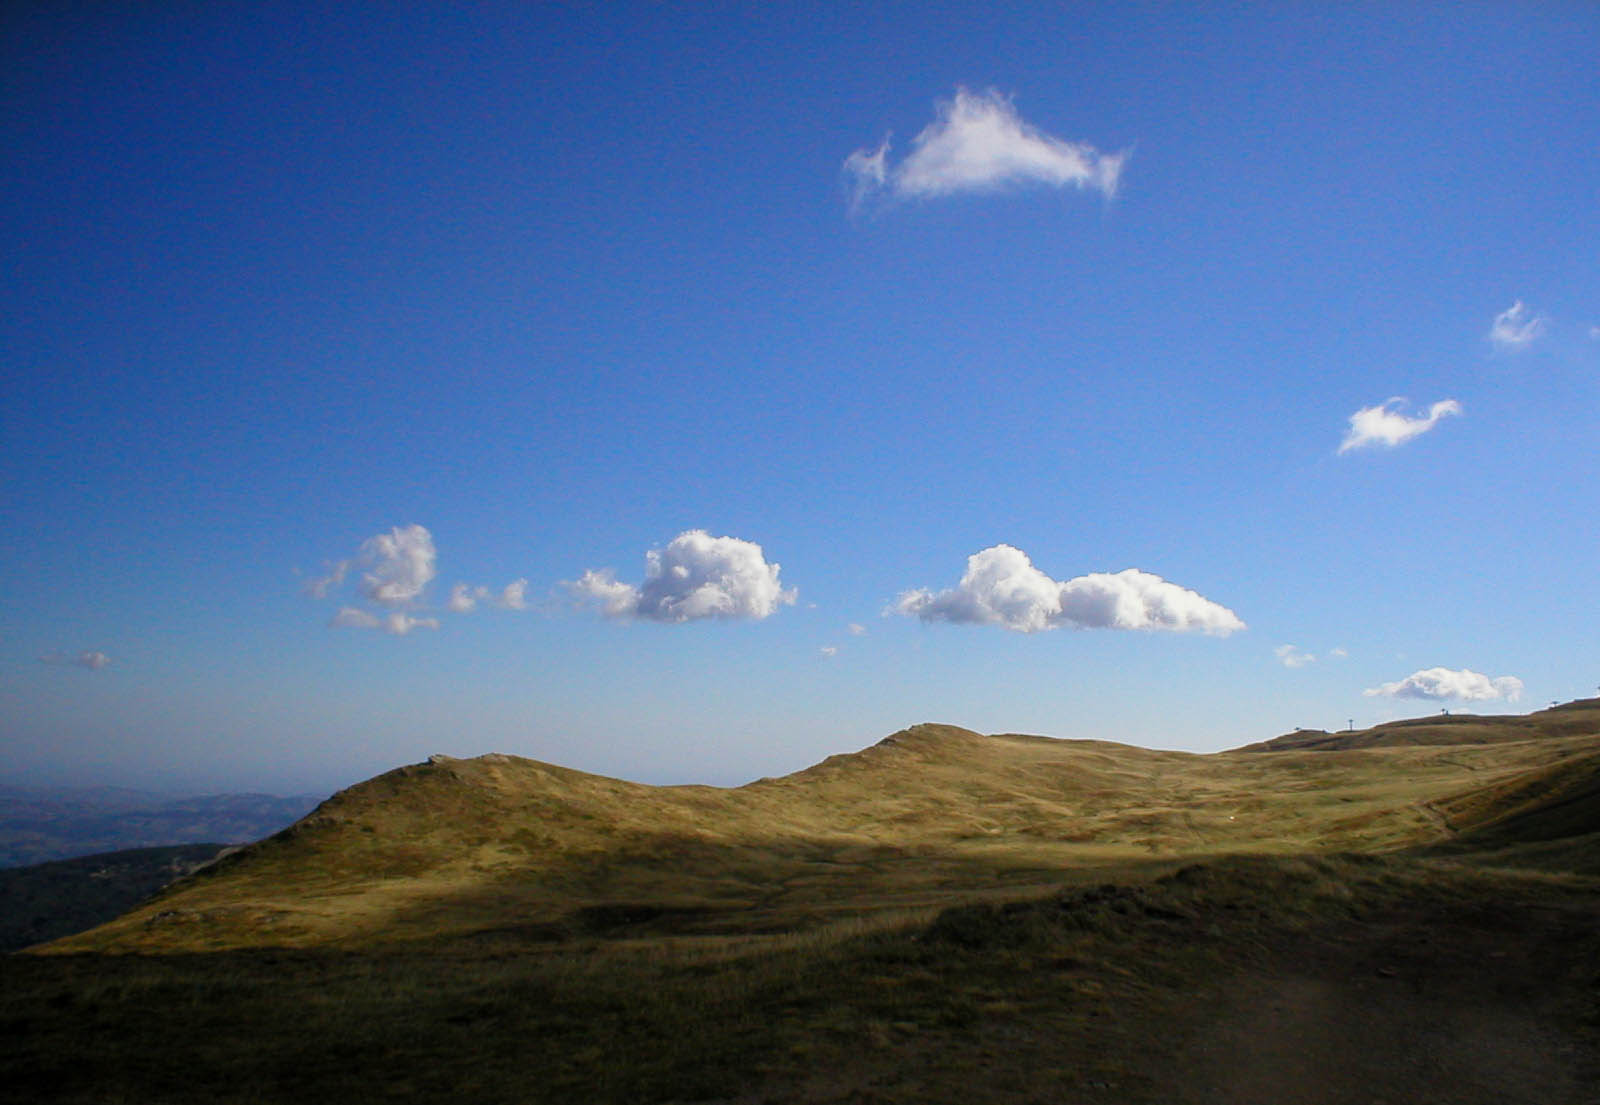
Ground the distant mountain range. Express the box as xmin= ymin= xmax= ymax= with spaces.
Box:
xmin=0 ymin=784 xmax=322 ymax=868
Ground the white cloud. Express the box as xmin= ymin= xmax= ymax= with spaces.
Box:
xmin=308 ymin=525 xmax=521 ymax=639
xmin=302 ymin=560 xmax=347 ymax=599
xmin=1275 ymin=644 xmax=1315 ymax=669
xmin=383 ymin=612 xmax=440 ymax=636
xmin=498 ymin=578 xmax=529 ymax=610
xmin=847 ymin=623 xmax=867 ymax=636
xmin=355 ymin=524 xmax=436 ymax=607
xmin=893 ymin=545 xmax=1244 ymax=635
xmin=569 ymin=531 xmax=797 ymax=623
xmin=1329 ymin=647 xmax=1349 ymax=659
xmin=40 ymin=650 xmax=111 ymax=670
xmin=845 ymin=87 xmax=1126 ymax=209
xmin=820 ymin=645 xmax=839 ymax=658
xmin=330 ymin=607 xmax=439 ymax=636
xmin=1338 ymin=397 xmax=1461 ymax=454
xmin=1363 ymin=667 xmax=1524 ymax=702
xmin=447 ymin=583 xmax=480 ymax=613
xmin=308 ymin=524 xmax=437 ymax=607
xmin=1489 ymin=301 xmax=1548 ymax=350
xmin=447 ymin=578 xmax=529 ymax=613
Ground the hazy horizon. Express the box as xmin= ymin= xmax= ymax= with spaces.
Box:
xmin=6 ymin=4 xmax=1597 ymax=796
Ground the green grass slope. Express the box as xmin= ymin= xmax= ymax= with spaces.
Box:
xmin=37 ymin=708 xmax=1600 ymax=953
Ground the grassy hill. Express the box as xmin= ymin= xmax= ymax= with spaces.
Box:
xmin=38 ymin=701 xmax=1600 ymax=952
xmin=9 ymin=703 xmax=1600 ymax=1104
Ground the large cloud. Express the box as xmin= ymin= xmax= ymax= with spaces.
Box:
xmin=569 ymin=530 xmax=796 ymax=622
xmin=1364 ymin=667 xmax=1524 ymax=702
xmin=893 ymin=545 xmax=1244 ymax=635
xmin=1489 ymin=301 xmax=1547 ymax=350
xmin=844 ymin=88 xmax=1126 ymax=208
xmin=1338 ymin=398 xmax=1461 ymax=454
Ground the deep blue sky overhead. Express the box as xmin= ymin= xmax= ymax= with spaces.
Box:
xmin=5 ymin=3 xmax=1597 ymax=794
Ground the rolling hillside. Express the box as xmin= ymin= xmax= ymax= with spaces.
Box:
xmin=39 ymin=700 xmax=1600 ymax=953
xmin=1237 ymin=697 xmax=1600 ymax=752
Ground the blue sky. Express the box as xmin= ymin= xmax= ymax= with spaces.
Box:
xmin=5 ymin=3 xmax=1597 ymax=794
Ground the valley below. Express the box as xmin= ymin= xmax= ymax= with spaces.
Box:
xmin=5 ymin=701 xmax=1600 ymax=1103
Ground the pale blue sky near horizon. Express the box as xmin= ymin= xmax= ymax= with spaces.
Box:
xmin=4 ymin=2 xmax=1597 ymax=796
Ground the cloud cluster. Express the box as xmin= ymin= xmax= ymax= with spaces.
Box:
xmin=1338 ymin=398 xmax=1461 ymax=454
xmin=892 ymin=545 xmax=1244 ymax=635
xmin=570 ymin=530 xmax=797 ymax=623
xmin=1489 ymin=301 xmax=1548 ymax=350
xmin=40 ymin=650 xmax=111 ymax=670
xmin=308 ymin=524 xmax=528 ymax=638
xmin=1364 ymin=667 xmax=1524 ymax=702
xmin=845 ymin=88 xmax=1126 ymax=209
xmin=447 ymin=579 xmax=529 ymax=613
xmin=1275 ymin=644 xmax=1315 ymax=669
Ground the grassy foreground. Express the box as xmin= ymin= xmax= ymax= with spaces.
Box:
xmin=4 ymin=854 xmax=1599 ymax=1104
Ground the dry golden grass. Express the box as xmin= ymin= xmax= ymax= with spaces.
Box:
xmin=38 ymin=700 xmax=1600 ymax=953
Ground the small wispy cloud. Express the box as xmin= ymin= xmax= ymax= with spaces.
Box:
xmin=1338 ymin=397 xmax=1461 ymax=454
xmin=820 ymin=645 xmax=839 ymax=658
xmin=1275 ymin=644 xmax=1315 ymax=669
xmin=844 ymin=87 xmax=1127 ymax=211
xmin=847 ymin=623 xmax=867 ymax=636
xmin=1364 ymin=667 xmax=1524 ymax=702
xmin=569 ymin=531 xmax=796 ymax=623
xmin=447 ymin=578 xmax=530 ymax=613
xmin=892 ymin=545 xmax=1243 ymax=635
xmin=40 ymin=650 xmax=111 ymax=671
xmin=1489 ymin=300 xmax=1548 ymax=351
xmin=330 ymin=608 xmax=440 ymax=636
